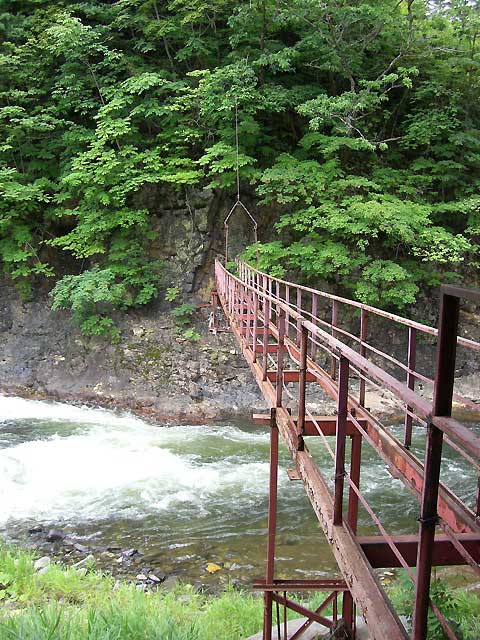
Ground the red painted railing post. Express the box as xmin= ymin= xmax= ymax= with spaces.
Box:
xmin=276 ymin=309 xmax=286 ymax=407
xmin=262 ymin=298 xmax=270 ymax=381
xmin=297 ymin=324 xmax=308 ymax=450
xmin=311 ymin=294 xmax=318 ymax=360
xmin=476 ymin=475 xmax=480 ymax=520
xmin=334 ymin=357 xmax=349 ymax=526
xmin=359 ymin=308 xmax=368 ymax=406
xmin=296 ymin=289 xmax=302 ymax=346
xmin=285 ymin=285 xmax=290 ymax=340
xmin=404 ymin=327 xmax=417 ymax=448
xmin=347 ymin=434 xmax=362 ymax=535
xmin=330 ymin=300 xmax=338 ymax=380
xmin=252 ymin=291 xmax=258 ymax=363
xmin=263 ymin=408 xmax=278 ymax=640
xmin=246 ymin=287 xmax=252 ymax=349
xmin=413 ymin=292 xmax=459 ymax=640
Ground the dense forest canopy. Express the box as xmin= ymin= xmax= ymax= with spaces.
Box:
xmin=1 ymin=1 xmax=479 ymax=334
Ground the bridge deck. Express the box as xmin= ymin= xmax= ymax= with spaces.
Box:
xmin=213 ymin=259 xmax=480 ymax=640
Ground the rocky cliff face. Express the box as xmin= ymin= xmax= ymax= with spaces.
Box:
xmin=0 ymin=282 xmax=263 ymax=422
xmin=0 ymin=187 xmax=478 ymax=422
xmin=0 ymin=188 xmax=265 ymax=422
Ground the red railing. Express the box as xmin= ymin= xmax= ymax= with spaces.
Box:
xmin=214 ymin=259 xmax=480 ymax=640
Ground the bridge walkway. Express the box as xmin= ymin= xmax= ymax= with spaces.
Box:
xmin=213 ymin=259 xmax=480 ymax=640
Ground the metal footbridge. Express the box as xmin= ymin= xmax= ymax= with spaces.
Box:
xmin=212 ymin=259 xmax=480 ymax=640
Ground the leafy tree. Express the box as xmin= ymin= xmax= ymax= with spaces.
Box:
xmin=0 ymin=0 xmax=478 ymax=324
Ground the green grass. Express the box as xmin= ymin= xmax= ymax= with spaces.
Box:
xmin=0 ymin=546 xmax=265 ymax=640
xmin=1 ymin=547 xmax=479 ymax=639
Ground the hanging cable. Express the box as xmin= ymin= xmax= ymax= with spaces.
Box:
xmin=224 ymin=96 xmax=259 ymax=266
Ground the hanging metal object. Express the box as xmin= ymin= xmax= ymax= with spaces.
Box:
xmin=224 ymin=99 xmax=259 ymax=266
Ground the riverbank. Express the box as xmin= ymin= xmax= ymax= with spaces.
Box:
xmin=0 ymin=546 xmax=479 ymax=640
xmin=1 ymin=277 xmax=479 ymax=425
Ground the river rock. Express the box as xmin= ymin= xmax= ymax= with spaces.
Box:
xmin=34 ymin=556 xmax=51 ymax=571
xmin=28 ymin=525 xmax=43 ymax=534
xmin=73 ymin=554 xmax=94 ymax=568
xmin=46 ymin=529 xmax=65 ymax=542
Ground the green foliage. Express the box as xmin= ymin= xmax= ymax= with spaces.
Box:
xmin=171 ymin=303 xmax=196 ymax=329
xmin=388 ymin=571 xmax=480 ymax=640
xmin=50 ymin=237 xmax=164 ymax=338
xmin=183 ymin=328 xmax=201 ymax=342
xmin=165 ymin=287 xmax=181 ymax=303
xmin=1 ymin=0 xmax=479 ymax=316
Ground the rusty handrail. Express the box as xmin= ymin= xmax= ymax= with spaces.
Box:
xmin=217 ymin=260 xmax=480 ymax=458
xmin=215 ymin=258 xmax=480 ymax=640
xmin=239 ymin=260 xmax=480 ymax=351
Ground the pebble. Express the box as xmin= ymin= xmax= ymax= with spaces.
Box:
xmin=148 ymin=573 xmax=162 ymax=583
xmin=34 ymin=556 xmax=51 ymax=571
xmin=74 ymin=543 xmax=89 ymax=553
xmin=136 ymin=574 xmax=148 ymax=581
xmin=28 ymin=525 xmax=43 ymax=534
xmin=72 ymin=554 xmax=94 ymax=568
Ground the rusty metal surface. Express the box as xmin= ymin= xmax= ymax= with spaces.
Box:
xmin=359 ymin=534 xmax=480 ymax=567
xmin=214 ymin=259 xmax=479 ymax=640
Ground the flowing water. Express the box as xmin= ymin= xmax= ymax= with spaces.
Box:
xmin=0 ymin=395 xmax=477 ymax=584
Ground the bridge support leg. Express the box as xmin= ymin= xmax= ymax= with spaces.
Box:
xmin=413 ymin=292 xmax=459 ymax=640
xmin=263 ymin=408 xmax=278 ymax=640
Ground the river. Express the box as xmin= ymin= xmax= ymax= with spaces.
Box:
xmin=0 ymin=395 xmax=477 ymax=586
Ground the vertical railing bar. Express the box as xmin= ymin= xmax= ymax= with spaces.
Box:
xmin=263 ymin=407 xmax=278 ymax=640
xmin=359 ymin=309 xmax=368 ymax=406
xmin=262 ymin=299 xmax=270 ymax=381
xmin=404 ymin=327 xmax=417 ymax=448
xmin=476 ymin=475 xmax=480 ymax=520
xmin=297 ymin=325 xmax=308 ymax=450
xmin=311 ymin=294 xmax=318 ymax=360
xmin=253 ymin=291 xmax=258 ymax=363
xmin=268 ymin=277 xmax=273 ymax=322
xmin=285 ymin=285 xmax=290 ymax=340
xmin=276 ymin=309 xmax=286 ymax=408
xmin=330 ymin=300 xmax=338 ymax=380
xmin=296 ymin=288 xmax=302 ymax=346
xmin=413 ymin=292 xmax=460 ymax=640
xmin=347 ymin=434 xmax=362 ymax=534
xmin=333 ymin=356 xmax=349 ymax=525
xmin=246 ymin=287 xmax=252 ymax=349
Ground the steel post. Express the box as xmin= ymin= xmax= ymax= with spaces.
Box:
xmin=331 ymin=300 xmax=338 ymax=380
xmin=262 ymin=299 xmax=270 ymax=381
xmin=297 ymin=325 xmax=308 ymax=450
xmin=253 ymin=292 xmax=259 ymax=363
xmin=413 ymin=292 xmax=460 ymax=640
xmin=297 ymin=288 xmax=302 ymax=346
xmin=246 ymin=289 xmax=252 ymax=349
xmin=334 ymin=357 xmax=349 ymax=526
xmin=311 ymin=294 xmax=318 ymax=360
xmin=263 ymin=409 xmax=279 ymax=640
xmin=276 ymin=309 xmax=286 ymax=408
xmin=359 ymin=309 xmax=368 ymax=406
xmin=404 ymin=327 xmax=417 ymax=448
xmin=348 ymin=434 xmax=362 ymax=535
